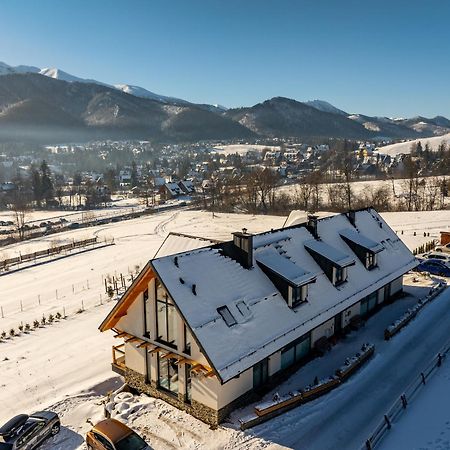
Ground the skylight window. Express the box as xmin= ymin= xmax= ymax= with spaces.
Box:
xmin=217 ymin=306 xmax=237 ymax=327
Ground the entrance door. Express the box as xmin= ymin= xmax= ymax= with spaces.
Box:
xmin=253 ymin=358 xmax=269 ymax=389
xmin=334 ymin=312 xmax=343 ymax=334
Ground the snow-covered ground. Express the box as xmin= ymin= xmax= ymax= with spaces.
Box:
xmin=382 ymin=353 xmax=450 ymax=450
xmin=2 ymin=209 xmax=450 ymax=449
xmin=376 ymin=133 xmax=450 ymax=156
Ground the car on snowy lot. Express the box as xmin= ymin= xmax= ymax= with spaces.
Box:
xmin=0 ymin=411 xmax=60 ymax=450
xmin=86 ymin=418 xmax=150 ymax=450
xmin=413 ymin=259 xmax=450 ymax=277
xmin=423 ymin=252 xmax=450 ymax=265
xmin=434 ymin=243 xmax=450 ymax=253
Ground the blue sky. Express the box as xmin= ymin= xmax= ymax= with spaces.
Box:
xmin=1 ymin=0 xmax=449 ymax=117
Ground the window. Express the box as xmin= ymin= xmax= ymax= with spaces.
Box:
xmin=236 ymin=300 xmax=250 ymax=316
xmin=143 ymin=288 xmax=150 ymax=338
xmin=334 ymin=267 xmax=345 ymax=285
xmin=93 ymin=432 xmax=114 ymax=450
xmin=291 ymin=285 xmax=308 ymax=307
xmin=281 ymin=333 xmax=311 ymax=370
xmin=183 ymin=324 xmax=191 ymax=355
xmin=253 ymin=358 xmax=268 ymax=388
xmin=185 ymin=364 xmax=192 ymax=403
xmin=156 ymin=280 xmax=177 ymax=348
xmin=217 ymin=306 xmax=237 ymax=327
xmin=366 ymin=253 xmax=376 ymax=270
xmin=158 ymin=354 xmax=179 ymax=395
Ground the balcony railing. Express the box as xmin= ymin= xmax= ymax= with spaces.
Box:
xmin=112 ymin=344 xmax=126 ymax=374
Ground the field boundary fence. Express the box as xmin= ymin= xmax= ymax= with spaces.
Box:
xmin=363 ymin=340 xmax=450 ymax=449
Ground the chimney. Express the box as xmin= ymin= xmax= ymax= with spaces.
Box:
xmin=232 ymin=228 xmax=253 ymax=269
xmin=347 ymin=210 xmax=356 ymax=227
xmin=306 ymin=214 xmax=319 ymax=239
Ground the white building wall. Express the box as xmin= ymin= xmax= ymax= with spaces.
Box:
xmin=192 ymin=375 xmax=219 ymax=410
xmin=217 ymin=368 xmax=253 ymax=409
xmin=311 ymin=318 xmax=335 ymax=345
xmin=116 ymin=293 xmax=144 ymax=338
xmin=268 ymin=351 xmax=281 ymax=376
xmin=342 ymin=302 xmax=361 ymax=327
xmin=125 ymin=343 xmax=146 ymax=375
xmin=390 ymin=276 xmax=403 ymax=295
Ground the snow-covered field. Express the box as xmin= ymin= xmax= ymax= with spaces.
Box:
xmin=2 ymin=209 xmax=450 ymax=449
xmin=377 ymin=133 xmax=450 ymax=156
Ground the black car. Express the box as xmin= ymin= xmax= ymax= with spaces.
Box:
xmin=0 ymin=411 xmax=60 ymax=450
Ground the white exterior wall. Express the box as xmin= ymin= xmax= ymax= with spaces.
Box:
xmin=390 ymin=276 xmax=403 ymax=295
xmin=311 ymin=318 xmax=334 ymax=345
xmin=217 ymin=368 xmax=253 ymax=409
xmin=125 ymin=343 xmax=146 ymax=375
xmin=116 ymin=293 xmax=144 ymax=337
xmin=342 ymin=302 xmax=361 ymax=327
xmin=268 ymin=351 xmax=281 ymax=376
xmin=192 ymin=375 xmax=219 ymax=409
xmin=377 ymin=287 xmax=384 ymax=304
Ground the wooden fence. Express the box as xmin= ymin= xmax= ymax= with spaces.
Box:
xmin=0 ymin=237 xmax=98 ymax=270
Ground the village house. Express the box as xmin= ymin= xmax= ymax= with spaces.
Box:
xmin=99 ymin=208 xmax=417 ymax=425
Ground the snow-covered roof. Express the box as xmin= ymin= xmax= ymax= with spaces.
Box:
xmin=154 ymin=232 xmax=220 ymax=258
xmin=339 ymin=228 xmax=384 ymax=253
xmin=255 ymin=247 xmax=316 ymax=286
xmin=165 ymin=183 xmax=182 ymax=195
xmin=151 ymin=208 xmax=418 ymax=383
xmin=304 ymin=239 xmax=355 ymax=268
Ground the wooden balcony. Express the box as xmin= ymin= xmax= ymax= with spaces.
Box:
xmin=112 ymin=344 xmax=126 ymax=375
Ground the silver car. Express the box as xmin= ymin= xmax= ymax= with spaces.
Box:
xmin=0 ymin=411 xmax=60 ymax=450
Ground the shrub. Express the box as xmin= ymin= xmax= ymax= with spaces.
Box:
xmin=0 ymin=330 xmax=6 ymax=340
xmin=25 ymin=323 xmax=31 ymax=332
xmin=9 ymin=328 xmax=15 ymax=337
xmin=48 ymin=314 xmax=54 ymax=323
xmin=41 ymin=316 xmax=46 ymax=325
xmin=18 ymin=324 xmax=24 ymax=333
xmin=33 ymin=319 xmax=40 ymax=328
xmin=55 ymin=312 xmax=62 ymax=320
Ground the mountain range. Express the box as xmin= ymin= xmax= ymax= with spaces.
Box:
xmin=0 ymin=61 xmax=449 ymax=143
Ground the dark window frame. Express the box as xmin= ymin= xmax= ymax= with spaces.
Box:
xmin=155 ymin=280 xmax=177 ymax=349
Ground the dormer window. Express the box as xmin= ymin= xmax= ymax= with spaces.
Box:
xmin=290 ymin=285 xmax=308 ymax=308
xmin=339 ymin=228 xmax=383 ymax=271
xmin=366 ymin=252 xmax=377 ymax=270
xmin=334 ymin=267 xmax=346 ymax=286
xmin=255 ymin=247 xmax=316 ymax=309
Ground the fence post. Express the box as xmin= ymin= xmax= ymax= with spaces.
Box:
xmin=20 ymin=300 xmax=23 ymax=312
xmin=1 ymin=306 xmax=3 ymax=318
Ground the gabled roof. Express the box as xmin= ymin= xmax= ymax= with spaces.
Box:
xmin=154 ymin=232 xmax=220 ymax=258
xmin=255 ymin=247 xmax=316 ymax=286
xmin=304 ymin=239 xmax=355 ymax=268
xmin=148 ymin=208 xmax=417 ymax=382
xmin=339 ymin=228 xmax=384 ymax=254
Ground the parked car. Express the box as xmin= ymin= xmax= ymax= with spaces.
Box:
xmin=86 ymin=419 xmax=149 ymax=450
xmin=0 ymin=411 xmax=60 ymax=450
xmin=434 ymin=243 xmax=450 ymax=253
xmin=414 ymin=259 xmax=450 ymax=277
xmin=423 ymin=252 xmax=450 ymax=265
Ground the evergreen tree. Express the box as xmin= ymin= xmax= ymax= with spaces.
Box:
xmin=40 ymin=160 xmax=54 ymax=206
xmin=130 ymin=161 xmax=139 ymax=188
xmin=30 ymin=164 xmax=42 ymax=207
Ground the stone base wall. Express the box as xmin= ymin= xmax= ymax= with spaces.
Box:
xmin=124 ymin=368 xmax=220 ymax=426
